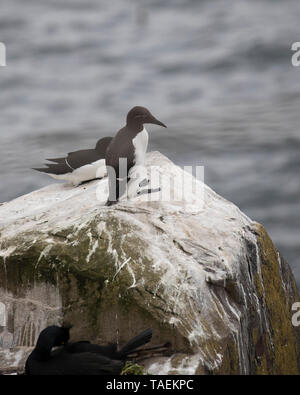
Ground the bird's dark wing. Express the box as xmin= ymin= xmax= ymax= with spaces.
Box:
xmin=67 ymin=149 xmax=102 ymax=170
xmin=26 ymin=349 xmax=124 ymax=375
xmin=65 ymin=330 xmax=152 ymax=361
xmin=32 ymin=162 xmax=71 ymax=175
xmin=95 ymin=136 xmax=113 ymax=156
xmin=39 ymin=137 xmax=112 ymax=172
xmin=65 ymin=342 xmax=118 ymax=359
xmin=105 ymin=128 xmax=135 ymax=177
xmin=105 ymin=127 xmax=136 ymax=203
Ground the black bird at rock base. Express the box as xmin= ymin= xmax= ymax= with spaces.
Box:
xmin=25 ymin=325 xmax=152 ymax=375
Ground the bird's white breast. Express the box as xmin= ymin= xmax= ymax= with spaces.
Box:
xmin=132 ymin=127 xmax=149 ymax=166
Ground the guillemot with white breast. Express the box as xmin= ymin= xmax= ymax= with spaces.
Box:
xmin=105 ymin=106 xmax=166 ymax=206
xmin=33 ymin=136 xmax=113 ymax=186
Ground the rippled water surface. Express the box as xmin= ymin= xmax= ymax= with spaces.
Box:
xmin=0 ymin=0 xmax=299 ymax=283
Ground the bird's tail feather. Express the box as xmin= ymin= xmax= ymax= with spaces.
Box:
xmin=32 ymin=163 xmax=70 ymax=175
xmin=46 ymin=157 xmax=65 ymax=164
xmin=118 ymin=329 xmax=152 ymax=358
xmin=32 ymin=167 xmax=50 ymax=174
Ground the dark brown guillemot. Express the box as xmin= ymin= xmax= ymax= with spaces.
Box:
xmin=33 ymin=136 xmax=113 ymax=186
xmin=105 ymin=106 xmax=166 ymax=206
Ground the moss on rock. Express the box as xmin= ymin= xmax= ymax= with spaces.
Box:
xmin=254 ymin=223 xmax=300 ymax=374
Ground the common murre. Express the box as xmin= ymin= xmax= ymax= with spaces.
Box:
xmin=33 ymin=136 xmax=112 ymax=186
xmin=105 ymin=106 xmax=167 ymax=206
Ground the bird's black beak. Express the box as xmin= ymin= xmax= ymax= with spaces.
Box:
xmin=149 ymin=116 xmax=167 ymax=128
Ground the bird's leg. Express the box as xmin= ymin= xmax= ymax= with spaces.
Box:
xmin=105 ymin=199 xmax=118 ymax=206
xmin=106 ymin=175 xmax=130 ymax=206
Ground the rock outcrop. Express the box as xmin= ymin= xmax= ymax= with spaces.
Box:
xmin=0 ymin=151 xmax=299 ymax=374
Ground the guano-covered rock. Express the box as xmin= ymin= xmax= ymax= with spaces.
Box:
xmin=0 ymin=152 xmax=299 ymax=374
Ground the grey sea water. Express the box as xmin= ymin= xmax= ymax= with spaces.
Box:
xmin=0 ymin=0 xmax=299 ymax=284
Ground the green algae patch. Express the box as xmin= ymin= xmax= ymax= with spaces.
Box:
xmin=121 ymin=362 xmax=149 ymax=375
xmin=215 ymin=334 xmax=240 ymax=375
xmin=254 ymin=223 xmax=300 ymax=375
